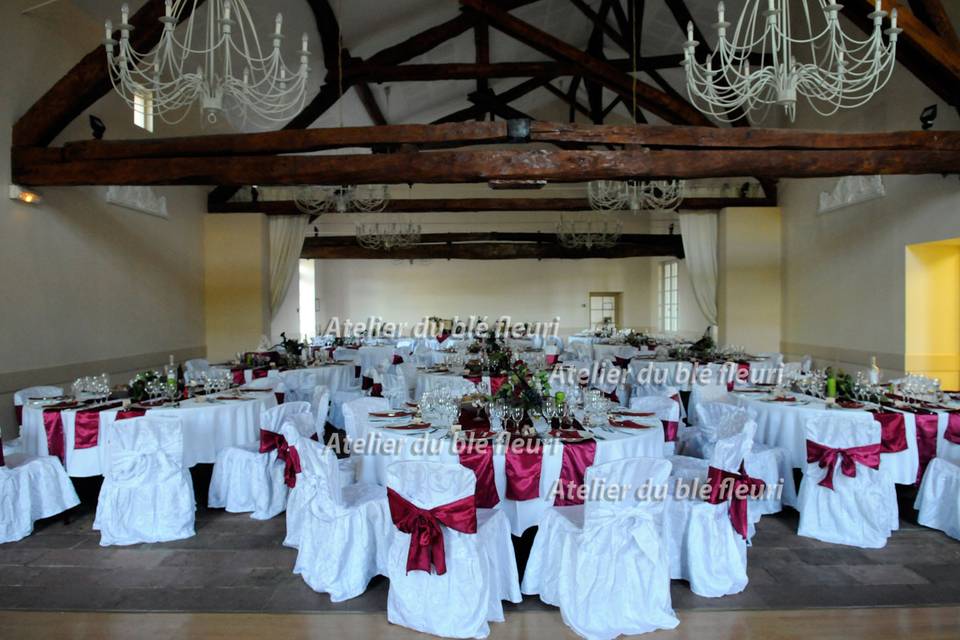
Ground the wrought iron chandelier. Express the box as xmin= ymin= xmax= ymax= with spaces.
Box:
xmin=555 ymin=217 xmax=622 ymax=250
xmin=588 ymin=180 xmax=685 ymax=213
xmin=355 ymin=222 xmax=422 ymax=250
xmin=682 ymin=0 xmax=901 ymax=123
xmin=103 ymin=0 xmax=311 ymax=127
xmin=294 ymin=185 xmax=390 ymax=214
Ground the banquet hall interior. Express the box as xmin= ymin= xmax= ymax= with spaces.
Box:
xmin=2 ymin=0 xmax=960 ymax=638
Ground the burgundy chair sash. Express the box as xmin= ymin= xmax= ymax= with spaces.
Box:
xmin=0 ymin=435 xmax=4 ymax=466
xmin=370 ymin=383 xmax=383 ymax=398
xmin=613 ymin=356 xmax=631 ymax=370
xmin=252 ymin=367 xmax=269 ymax=380
xmin=554 ymin=440 xmax=597 ymax=506
xmin=354 ymin=365 xmax=361 ymax=379
xmin=806 ymin=439 xmax=881 ymax=491
xmin=869 ymin=411 xmax=908 ymax=454
xmin=457 ymin=442 xmax=500 ymax=508
xmin=259 ymin=430 xmax=302 ymax=488
xmin=74 ymin=402 xmax=124 ymax=450
xmin=387 ymin=487 xmax=477 ymax=575
xmin=392 ymin=354 xmax=404 ymax=365
xmin=706 ymin=462 xmax=765 ymax=540
xmin=15 ymin=405 xmax=23 ymax=427
xmin=274 ymin=392 xmax=285 ymax=405
xmin=946 ymin=412 xmax=960 ymax=445
xmin=231 ymin=368 xmax=246 ymax=386
xmin=602 ymin=390 xmax=619 ymax=404
xmin=436 ymin=332 xmax=450 ymax=344
xmin=361 ymin=375 xmax=374 ymax=391
xmin=914 ymin=412 xmax=939 ymax=485
xmin=662 ymin=420 xmax=679 ymax=442
xmin=505 ymin=439 xmax=542 ymax=500
xmin=42 ymin=409 xmax=66 ymax=464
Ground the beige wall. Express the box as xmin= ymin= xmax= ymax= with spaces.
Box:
xmin=204 ymin=215 xmax=271 ymax=362
xmin=905 ymin=240 xmax=960 ymax=388
xmin=718 ymin=207 xmax=782 ymax=353
xmin=779 ymin=65 xmax=960 ymax=376
xmin=0 ymin=3 xmax=208 ymax=437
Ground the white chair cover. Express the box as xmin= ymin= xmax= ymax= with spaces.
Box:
xmin=292 ymin=437 xmax=389 ymax=597
xmin=663 ymin=421 xmax=756 ymax=597
xmin=184 ymin=358 xmax=210 ymax=374
xmin=93 ymin=416 xmax=195 ymax=546
xmin=629 ymin=395 xmax=680 ymax=457
xmin=522 ymin=457 xmax=679 ymax=640
xmin=13 ymin=386 xmax=63 ymax=407
xmin=385 ymin=461 xmax=521 ymax=639
xmin=0 ymin=452 xmax=80 ymax=544
xmin=342 ymin=396 xmax=390 ymax=442
xmin=243 ymin=375 xmax=284 ymax=393
xmin=208 ymin=402 xmax=313 ymax=519
xmin=797 ymin=414 xmax=894 ymax=548
xmin=312 ymin=385 xmax=331 ymax=432
xmin=915 ymin=457 xmax=960 ymax=540
xmin=687 ymin=383 xmax=729 ymax=426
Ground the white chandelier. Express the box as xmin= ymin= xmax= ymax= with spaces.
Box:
xmin=556 ymin=217 xmax=622 ymax=250
xmin=104 ymin=0 xmax=311 ymax=127
xmin=295 ymin=185 xmax=390 ymax=214
xmin=588 ymin=180 xmax=685 ymax=213
xmin=682 ymin=0 xmax=901 ymax=123
xmin=356 ymin=222 xmax=422 ymax=250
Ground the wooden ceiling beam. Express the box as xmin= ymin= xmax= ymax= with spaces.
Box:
xmin=39 ymin=121 xmax=960 ymax=163
xmin=209 ymin=195 xmax=771 ymax=214
xmin=12 ymin=0 xmax=207 ymax=147
xmin=15 ymin=147 xmax=960 ymax=187
xmin=459 ymin=0 xmax=712 ymax=126
xmin=301 ymin=234 xmax=685 ymax=260
xmin=908 ymin=0 xmax=960 ymax=50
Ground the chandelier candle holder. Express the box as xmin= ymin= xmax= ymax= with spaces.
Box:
xmin=104 ymin=0 xmax=311 ymax=127
xmin=295 ymin=185 xmax=390 ymax=214
xmin=682 ymin=0 xmax=901 ymax=123
xmin=355 ymin=222 xmax=422 ymax=251
xmin=588 ymin=180 xmax=685 ymax=213
xmin=555 ymin=217 xmax=622 ymax=250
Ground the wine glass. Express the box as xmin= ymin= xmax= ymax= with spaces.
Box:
xmin=541 ymin=397 xmax=558 ymax=428
xmin=509 ymin=405 xmax=524 ymax=431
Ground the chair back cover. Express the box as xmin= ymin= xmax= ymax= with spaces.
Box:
xmin=244 ymin=375 xmax=281 ymax=391
xmin=103 ymin=416 xmax=184 ymax=483
xmin=708 ymin=419 xmax=756 ymax=473
xmin=184 ymin=359 xmax=210 ymax=373
xmin=386 ymin=460 xmax=475 ymax=510
xmin=312 ymin=385 xmax=331 ymax=430
xmin=584 ymin=456 xmax=671 ymax=524
xmin=261 ymin=401 xmax=312 ymax=434
xmin=629 ymin=396 xmax=679 ymax=423
xmin=342 ymin=397 xmax=390 ymax=441
xmin=14 ymin=386 xmax=63 ymax=406
xmin=296 ymin=436 xmax=344 ymax=517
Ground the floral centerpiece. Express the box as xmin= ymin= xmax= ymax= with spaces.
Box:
xmin=494 ymin=359 xmax=553 ymax=415
xmin=623 ymin=330 xmax=649 ymax=349
xmin=128 ymin=370 xmax=159 ymax=403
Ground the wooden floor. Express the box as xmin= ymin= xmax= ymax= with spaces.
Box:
xmin=1 ymin=607 xmax=958 ymax=640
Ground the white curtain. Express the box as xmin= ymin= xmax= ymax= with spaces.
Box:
xmin=268 ymin=215 xmax=309 ymax=319
xmin=678 ymin=212 xmax=718 ymax=327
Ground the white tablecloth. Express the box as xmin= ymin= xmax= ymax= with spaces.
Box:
xmin=627 ymin=359 xmax=782 ymax=390
xmin=279 ymin=364 xmax=356 ymax=401
xmin=357 ymin=418 xmax=664 ymax=535
xmin=414 ymin=371 xmax=476 ymax=399
xmin=21 ymin=392 xmax=277 ymax=477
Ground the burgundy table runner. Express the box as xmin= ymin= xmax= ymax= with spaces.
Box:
xmin=554 ymin=439 xmax=597 ymax=506
xmin=868 ymin=410 xmax=909 ymax=454
xmin=457 ymin=441 xmax=500 ymax=508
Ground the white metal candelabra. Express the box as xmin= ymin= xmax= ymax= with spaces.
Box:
xmin=355 ymin=222 xmax=422 ymax=250
xmin=555 ymin=217 xmax=622 ymax=250
xmin=104 ymin=0 xmax=311 ymax=128
xmin=295 ymin=185 xmax=390 ymax=215
xmin=682 ymin=0 xmax=901 ymax=123
xmin=588 ymin=180 xmax=685 ymax=213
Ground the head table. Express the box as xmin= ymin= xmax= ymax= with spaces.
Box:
xmin=20 ymin=391 xmax=277 ymax=477
xmin=357 ymin=414 xmax=664 ymax=536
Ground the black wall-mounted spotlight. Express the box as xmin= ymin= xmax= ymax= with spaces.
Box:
xmin=920 ymin=104 xmax=938 ymax=131
xmin=89 ymin=115 xmax=106 ymax=140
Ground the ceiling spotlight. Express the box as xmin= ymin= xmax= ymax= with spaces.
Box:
xmin=920 ymin=105 xmax=938 ymax=131
xmin=9 ymin=185 xmax=42 ymax=205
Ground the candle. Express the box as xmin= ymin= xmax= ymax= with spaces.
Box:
xmin=827 ymin=376 xmax=837 ymax=398
xmin=105 ymin=19 xmax=113 ymax=39
xmin=275 ymin=13 xmax=283 ymax=36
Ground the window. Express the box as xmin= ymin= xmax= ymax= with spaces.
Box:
xmin=659 ymin=261 xmax=678 ymax=332
xmin=133 ymin=89 xmax=154 ymax=132
xmin=589 ymin=293 xmax=620 ymax=328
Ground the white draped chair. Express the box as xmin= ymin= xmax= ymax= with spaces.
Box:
xmin=183 ymin=358 xmax=211 ymax=381
xmin=311 ymin=385 xmax=331 ymax=430
xmin=915 ymin=436 xmax=960 ymax=541
xmin=13 ymin=386 xmax=63 ymax=433
xmin=385 ymin=460 xmax=521 ymax=639
xmin=342 ymin=397 xmax=390 ymax=443
xmin=0 ymin=442 xmax=80 ymax=544
xmin=663 ymin=421 xmax=757 ymax=597
xmin=797 ymin=414 xmax=895 ymax=548
xmin=683 ymin=401 xmax=797 ymax=516
xmin=629 ymin=395 xmax=681 ymax=457
xmin=94 ymin=416 xmax=194 ymax=546
xmin=686 ymin=382 xmax=728 ymax=426
xmin=208 ymin=402 xmax=314 ymax=520
xmin=291 ymin=435 xmax=389 ymax=596
xmin=522 ymin=457 xmax=679 ymax=640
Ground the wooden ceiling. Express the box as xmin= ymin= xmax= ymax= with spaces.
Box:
xmin=9 ymin=0 xmax=960 ymax=246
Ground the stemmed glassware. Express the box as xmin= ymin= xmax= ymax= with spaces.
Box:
xmin=489 ymin=400 xmax=506 ymax=432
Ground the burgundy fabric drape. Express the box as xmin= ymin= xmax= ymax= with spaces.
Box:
xmin=706 ymin=462 xmax=765 ymax=539
xmin=392 ymin=355 xmax=404 ymax=365
xmin=116 ymin=409 xmax=146 ymax=421
xmin=42 ymin=410 xmax=65 ymax=464
xmin=806 ymin=439 xmax=881 ymax=490
xmin=945 ymin=412 xmax=960 ymax=445
xmin=274 ymin=392 xmax=285 ymax=405
xmin=362 ymin=376 xmax=374 ymax=391
xmin=231 ymin=368 xmax=246 ymax=386
xmin=505 ymin=438 xmax=542 ymax=500
xmin=387 ymin=487 xmax=477 ymax=575
xmin=869 ymin=411 xmax=908 ymax=453
xmin=457 ymin=442 xmax=500 ymax=508
xmin=259 ymin=430 xmax=302 ymax=488
xmin=554 ymin=440 xmax=597 ymax=506
xmin=74 ymin=402 xmax=124 ymax=450
xmin=914 ymin=412 xmax=939 ymax=485
xmin=0 ymin=436 xmax=4 ymax=467
xmin=15 ymin=406 xmax=23 ymax=427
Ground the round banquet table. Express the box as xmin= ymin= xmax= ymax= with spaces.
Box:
xmin=20 ymin=391 xmax=276 ymax=477
xmin=414 ymin=370 xmax=477 ymax=399
xmin=357 ymin=345 xmax=398 ymax=375
xmin=730 ymin=391 xmax=952 ymax=486
xmin=356 ymin=417 xmax=664 ymax=536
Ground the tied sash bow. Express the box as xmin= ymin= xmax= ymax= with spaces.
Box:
xmin=259 ymin=430 xmax=302 ymax=488
xmin=806 ymin=439 xmax=881 ymax=491
xmin=706 ymin=463 xmax=766 ymax=540
xmin=387 ymin=487 xmax=477 ymax=575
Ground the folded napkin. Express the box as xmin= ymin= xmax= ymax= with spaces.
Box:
xmin=611 ymin=410 xmax=655 ymax=417
xmin=384 ymin=423 xmax=431 ymax=430
xmin=768 ymin=396 xmax=797 ymax=402
xmin=608 ymin=418 xmax=653 ymax=429
xmin=548 ymin=429 xmax=593 ymax=441
xmin=837 ymin=399 xmax=865 ymax=409
xmin=215 ymin=396 xmax=253 ymax=401
xmin=370 ymin=410 xmax=414 ymax=418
